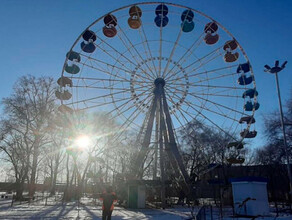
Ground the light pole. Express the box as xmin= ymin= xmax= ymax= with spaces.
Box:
xmin=264 ymin=60 xmax=292 ymax=194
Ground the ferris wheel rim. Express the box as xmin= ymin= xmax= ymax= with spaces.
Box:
xmin=59 ymin=2 xmax=258 ymax=147
xmin=61 ymin=2 xmax=254 ymax=79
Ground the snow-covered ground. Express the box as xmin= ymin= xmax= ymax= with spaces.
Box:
xmin=0 ymin=197 xmax=196 ymax=219
xmin=0 ymin=197 xmax=291 ymax=219
xmin=0 ymin=205 xmax=194 ymax=219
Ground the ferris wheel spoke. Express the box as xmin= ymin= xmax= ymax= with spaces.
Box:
xmin=131 ymin=82 xmax=154 ymax=91
xmin=183 ymin=43 xmax=224 ymax=71
xmin=165 ymin=87 xmax=181 ymax=104
xmin=189 ymin=64 xmax=239 ymax=79
xmin=72 ymin=85 xmax=132 ymax=91
xmin=69 ymin=85 xmax=146 ymax=105
xmin=116 ymin=25 xmax=157 ymax=79
xmin=161 ymin=14 xmax=187 ymax=78
xmin=73 ymin=71 xmax=152 ymax=90
xmin=176 ymin=106 xmax=204 ymax=130
xmin=164 ymin=90 xmax=190 ymax=126
xmin=172 ymin=110 xmax=188 ymax=129
xmin=175 ymin=104 xmax=198 ymax=122
xmin=184 ymin=53 xmax=227 ymax=78
xmin=110 ymin=92 xmax=153 ymax=124
xmin=187 ymin=92 xmax=248 ymax=116
xmin=192 ymin=92 xmax=240 ymax=98
xmin=116 ymin=34 xmax=154 ymax=80
xmin=192 ymin=85 xmax=244 ymax=97
xmin=110 ymin=104 xmax=148 ymax=146
xmin=190 ymin=72 xmax=238 ymax=85
xmin=138 ymin=20 xmax=159 ymax=77
xmin=196 ymin=87 xmax=240 ymax=96
xmin=109 ymin=89 xmax=152 ymax=120
xmin=170 ymin=72 xmax=238 ymax=86
xmin=80 ymin=53 xmax=135 ymax=76
xmin=165 ymin=46 xmax=223 ymax=82
xmin=109 ymin=100 xmax=138 ymax=119
xmin=117 ymin=79 xmax=153 ymax=91
xmin=165 ymin=84 xmax=236 ymax=101
xmin=166 ymin=85 xmax=246 ymax=116
xmin=164 ymin=88 xmax=185 ymax=104
xmin=78 ymin=61 xmax=143 ymax=82
xmin=158 ymin=12 xmax=164 ymax=77
xmin=165 ymin=90 xmax=202 ymax=135
xmin=93 ymin=40 xmax=136 ymax=71
xmin=169 ymin=99 xmax=208 ymax=129
xmin=139 ymin=35 xmax=157 ymax=77
xmin=74 ymin=85 xmax=151 ymax=93
xmin=166 ymin=87 xmax=238 ymax=122
xmin=167 ymin=64 xmax=238 ymax=82
xmin=94 ymin=37 xmax=153 ymax=81
xmin=187 ymin=98 xmax=239 ymax=122
xmin=86 ymin=58 xmax=112 ymax=78
xmin=73 ymin=95 xmax=131 ymax=110
xmin=172 ymin=109 xmax=190 ymax=131
xmin=164 ymin=32 xmax=205 ymax=79
xmin=110 ymin=103 xmax=139 ymax=123
xmin=80 ymin=62 xmax=127 ymax=80
xmin=181 ymin=100 xmax=238 ymax=141
xmin=171 ymin=71 xmax=239 ymax=89
xmin=167 ymin=84 xmax=240 ymax=99
xmin=85 ymin=44 xmax=153 ymax=82
xmin=70 ymin=76 xmax=150 ymax=84
xmin=186 ymin=54 xmax=225 ymax=84
xmin=169 ymin=83 xmax=245 ymax=91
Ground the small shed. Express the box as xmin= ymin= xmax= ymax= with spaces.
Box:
xmin=230 ymin=177 xmax=269 ymax=217
xmin=127 ymin=181 xmax=146 ymax=209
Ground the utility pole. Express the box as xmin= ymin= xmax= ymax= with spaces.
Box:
xmin=264 ymin=60 xmax=292 ymax=194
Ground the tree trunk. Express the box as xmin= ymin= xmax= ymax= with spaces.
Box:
xmin=29 ymin=136 xmax=40 ymax=197
xmin=29 ymin=150 xmax=38 ymax=197
xmin=15 ymin=179 xmax=24 ymax=201
xmin=50 ymin=154 xmax=60 ymax=195
xmin=77 ymin=157 xmax=92 ymax=199
xmin=63 ymin=154 xmax=71 ymax=202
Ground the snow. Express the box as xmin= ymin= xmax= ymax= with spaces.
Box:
xmin=0 ymin=197 xmax=291 ymax=219
xmin=0 ymin=197 xmax=195 ymax=219
xmin=223 ymin=218 xmax=292 ymax=220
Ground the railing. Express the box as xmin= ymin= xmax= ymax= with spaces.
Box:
xmin=10 ymin=193 xmax=63 ymax=206
xmin=196 ymin=205 xmax=206 ymax=220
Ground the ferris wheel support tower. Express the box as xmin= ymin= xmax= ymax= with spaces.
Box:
xmin=133 ymin=77 xmax=192 ymax=204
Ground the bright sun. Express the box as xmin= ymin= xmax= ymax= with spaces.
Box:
xmin=75 ymin=135 xmax=91 ymax=149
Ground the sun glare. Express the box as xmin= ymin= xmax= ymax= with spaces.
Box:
xmin=75 ymin=135 xmax=91 ymax=149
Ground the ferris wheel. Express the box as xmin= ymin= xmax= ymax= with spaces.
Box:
xmin=56 ymin=2 xmax=259 ymax=194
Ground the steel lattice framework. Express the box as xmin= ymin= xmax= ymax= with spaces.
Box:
xmin=56 ymin=2 xmax=259 ymax=205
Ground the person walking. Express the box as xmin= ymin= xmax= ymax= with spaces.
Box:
xmin=100 ymin=186 xmax=117 ymax=220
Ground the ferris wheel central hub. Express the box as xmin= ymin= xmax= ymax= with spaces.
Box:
xmin=129 ymin=56 xmax=190 ymax=113
xmin=154 ymin=78 xmax=165 ymax=87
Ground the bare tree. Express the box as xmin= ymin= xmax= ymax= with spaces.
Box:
xmin=256 ymin=90 xmax=292 ymax=164
xmin=179 ymin=119 xmax=232 ymax=181
xmin=0 ymin=75 xmax=56 ymax=198
xmin=0 ymin=126 xmax=30 ymax=200
xmin=45 ymin=124 xmax=67 ymax=195
xmin=61 ymin=111 xmax=124 ymax=200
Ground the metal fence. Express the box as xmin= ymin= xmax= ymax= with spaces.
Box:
xmin=195 ymin=205 xmax=206 ymax=220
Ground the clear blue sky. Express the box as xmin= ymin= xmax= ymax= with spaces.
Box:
xmin=0 ymin=0 xmax=291 ymax=149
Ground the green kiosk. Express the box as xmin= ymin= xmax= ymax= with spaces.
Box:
xmin=128 ymin=182 xmax=146 ymax=209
